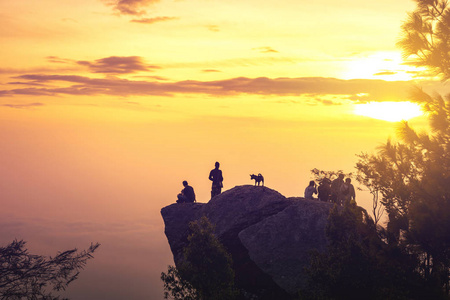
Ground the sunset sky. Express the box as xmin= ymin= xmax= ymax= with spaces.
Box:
xmin=0 ymin=0 xmax=444 ymax=299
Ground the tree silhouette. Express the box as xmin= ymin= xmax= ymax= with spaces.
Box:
xmin=354 ymin=0 xmax=450 ymax=293
xmin=301 ymin=205 xmax=446 ymax=300
xmin=0 ymin=240 xmax=100 ymax=300
xmin=397 ymin=0 xmax=450 ymax=79
xmin=161 ymin=216 xmax=238 ymax=300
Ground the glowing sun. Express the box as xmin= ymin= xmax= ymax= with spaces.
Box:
xmin=354 ymin=101 xmax=423 ymax=122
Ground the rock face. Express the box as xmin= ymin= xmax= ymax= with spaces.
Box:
xmin=161 ymin=185 xmax=334 ymax=298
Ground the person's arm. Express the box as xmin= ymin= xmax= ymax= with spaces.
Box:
xmin=209 ymin=170 xmax=213 ymax=181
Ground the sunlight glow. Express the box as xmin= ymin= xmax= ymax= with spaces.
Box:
xmin=343 ymin=52 xmax=419 ymax=81
xmin=354 ymin=101 xmax=423 ymax=122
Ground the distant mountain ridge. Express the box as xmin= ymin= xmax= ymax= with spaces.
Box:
xmin=161 ymin=185 xmax=335 ymax=298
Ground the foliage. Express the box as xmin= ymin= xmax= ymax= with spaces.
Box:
xmin=300 ymin=205 xmax=446 ymax=300
xmin=354 ymin=157 xmax=385 ymax=225
xmin=161 ymin=265 xmax=198 ymax=300
xmin=310 ymin=168 xmax=353 ymax=184
xmin=397 ymin=0 xmax=450 ymax=79
xmin=355 ymin=85 xmax=450 ymax=295
xmin=0 ymin=240 xmax=100 ymax=300
xmin=161 ymin=216 xmax=238 ymax=300
xmin=357 ymin=1 xmax=450 ymax=291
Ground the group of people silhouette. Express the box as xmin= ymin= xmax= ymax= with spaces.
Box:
xmin=176 ymin=164 xmax=355 ymax=206
xmin=304 ymin=174 xmax=356 ymax=206
xmin=176 ymin=162 xmax=223 ymax=203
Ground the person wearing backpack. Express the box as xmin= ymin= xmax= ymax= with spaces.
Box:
xmin=340 ymin=178 xmax=356 ymax=206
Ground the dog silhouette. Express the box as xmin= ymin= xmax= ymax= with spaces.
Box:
xmin=250 ymin=173 xmax=264 ymax=186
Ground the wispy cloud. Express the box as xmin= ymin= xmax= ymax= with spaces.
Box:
xmin=1 ymin=75 xmax=415 ymax=101
xmin=374 ymin=71 xmax=397 ymax=76
xmin=111 ymin=0 xmax=160 ymax=16
xmin=207 ymin=25 xmax=220 ymax=32
xmin=77 ymin=56 xmax=160 ymax=74
xmin=253 ymin=47 xmax=279 ymax=54
xmin=131 ymin=16 xmax=178 ymax=24
xmin=1 ymin=102 xmax=44 ymax=109
xmin=46 ymin=56 xmax=73 ymax=64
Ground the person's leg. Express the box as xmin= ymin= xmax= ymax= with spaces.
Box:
xmin=177 ymin=193 xmax=186 ymax=203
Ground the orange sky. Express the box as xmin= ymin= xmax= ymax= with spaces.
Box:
xmin=0 ymin=0 xmax=442 ymax=299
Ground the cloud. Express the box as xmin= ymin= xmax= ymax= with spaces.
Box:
xmin=207 ymin=25 xmax=220 ymax=32
xmin=373 ymin=71 xmax=397 ymax=76
xmin=61 ymin=18 xmax=78 ymax=23
xmin=112 ymin=0 xmax=160 ymax=16
xmin=46 ymin=56 xmax=73 ymax=64
xmin=202 ymin=69 xmax=221 ymax=73
xmin=131 ymin=16 xmax=178 ymax=24
xmin=253 ymin=47 xmax=279 ymax=54
xmin=1 ymin=102 xmax=44 ymax=109
xmin=7 ymin=81 xmax=48 ymax=86
xmin=1 ymin=75 xmax=416 ymax=101
xmin=0 ymin=66 xmax=80 ymax=75
xmin=316 ymin=98 xmax=338 ymax=106
xmin=77 ymin=56 xmax=160 ymax=74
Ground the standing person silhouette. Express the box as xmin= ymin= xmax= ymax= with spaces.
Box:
xmin=340 ymin=178 xmax=356 ymax=206
xmin=209 ymin=161 xmax=223 ymax=199
xmin=330 ymin=174 xmax=345 ymax=205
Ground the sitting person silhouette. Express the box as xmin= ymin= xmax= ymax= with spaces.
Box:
xmin=177 ymin=181 xmax=196 ymax=203
xmin=304 ymin=180 xmax=318 ymax=200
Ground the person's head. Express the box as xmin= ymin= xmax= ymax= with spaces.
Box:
xmin=345 ymin=178 xmax=351 ymax=184
xmin=182 ymin=180 xmax=188 ymax=186
xmin=338 ymin=174 xmax=344 ymax=179
xmin=309 ymin=180 xmax=315 ymax=186
xmin=215 ymin=161 xmax=220 ymax=168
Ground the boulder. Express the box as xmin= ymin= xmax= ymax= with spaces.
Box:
xmin=160 ymin=185 xmax=334 ymax=297
xmin=239 ymin=198 xmax=331 ymax=294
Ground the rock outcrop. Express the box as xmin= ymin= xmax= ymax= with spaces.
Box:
xmin=161 ymin=185 xmax=335 ymax=298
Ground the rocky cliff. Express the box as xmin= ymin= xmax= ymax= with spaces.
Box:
xmin=160 ymin=185 xmax=335 ymax=298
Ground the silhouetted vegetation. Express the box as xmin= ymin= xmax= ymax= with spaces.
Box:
xmin=0 ymin=240 xmax=100 ymax=300
xmin=300 ymin=205 xmax=447 ymax=300
xmin=398 ymin=0 xmax=450 ymax=79
xmin=302 ymin=1 xmax=450 ymax=296
xmin=161 ymin=265 xmax=198 ymax=300
xmin=310 ymin=169 xmax=353 ymax=185
xmin=161 ymin=216 xmax=238 ymax=300
xmin=354 ymin=92 xmax=450 ymax=295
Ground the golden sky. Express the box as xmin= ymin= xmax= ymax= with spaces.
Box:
xmin=0 ymin=0 xmax=442 ymax=299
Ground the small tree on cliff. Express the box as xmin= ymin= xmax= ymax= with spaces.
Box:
xmin=0 ymin=240 xmax=100 ymax=300
xmin=161 ymin=216 xmax=238 ymax=300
